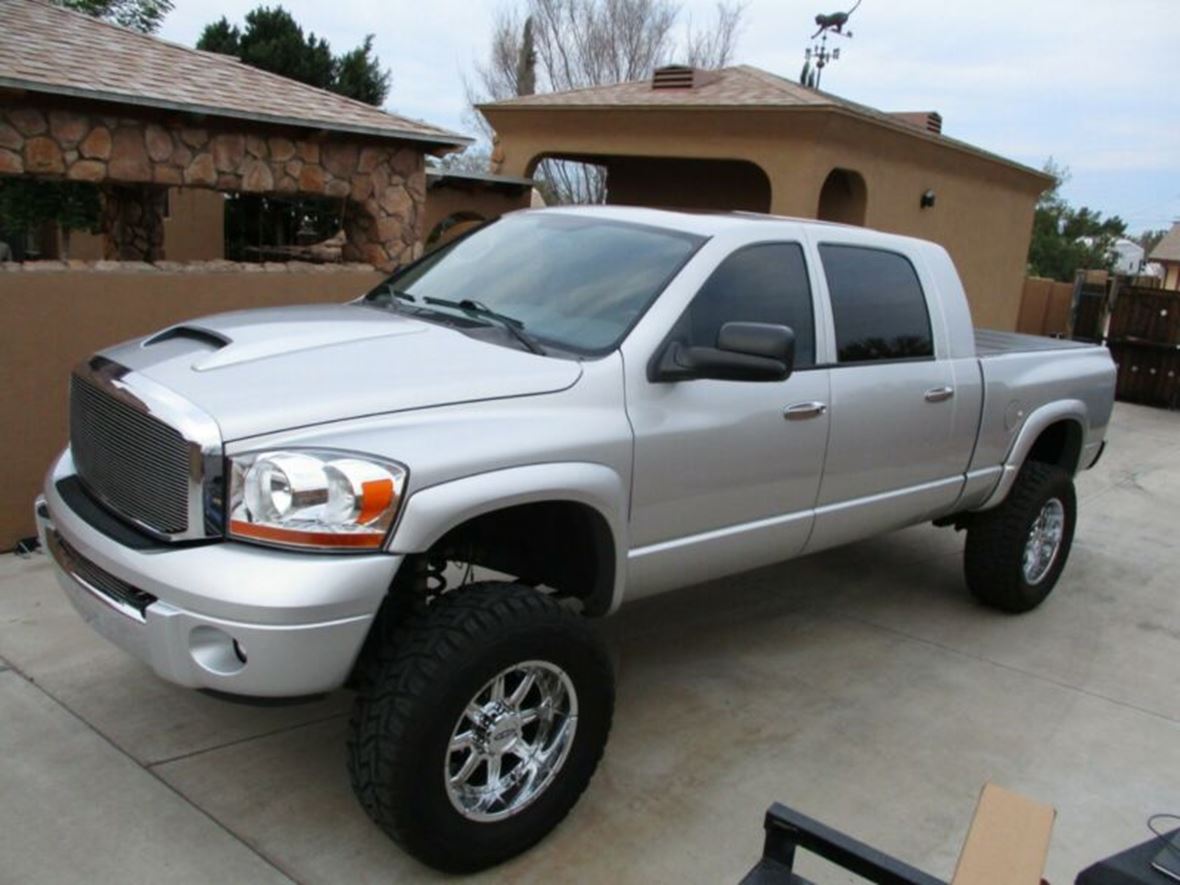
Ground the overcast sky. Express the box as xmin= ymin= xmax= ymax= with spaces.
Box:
xmin=159 ymin=0 xmax=1180 ymax=234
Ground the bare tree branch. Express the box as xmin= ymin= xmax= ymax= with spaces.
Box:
xmin=469 ymin=0 xmax=745 ymax=204
xmin=684 ymin=1 xmax=745 ymax=69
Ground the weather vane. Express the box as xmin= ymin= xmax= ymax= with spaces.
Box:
xmin=800 ymin=0 xmax=862 ymax=90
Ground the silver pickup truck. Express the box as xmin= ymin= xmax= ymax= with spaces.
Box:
xmin=36 ymin=207 xmax=1115 ymax=872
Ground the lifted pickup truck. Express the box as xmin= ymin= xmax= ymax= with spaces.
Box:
xmin=36 ymin=207 xmax=1115 ymax=872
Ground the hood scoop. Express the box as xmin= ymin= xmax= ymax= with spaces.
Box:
xmin=189 ymin=315 xmax=425 ymax=372
xmin=144 ymin=325 xmax=231 ymax=351
xmin=105 ymin=303 xmax=582 ymax=440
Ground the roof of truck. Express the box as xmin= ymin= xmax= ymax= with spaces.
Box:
xmin=535 ymin=204 xmax=931 ymax=246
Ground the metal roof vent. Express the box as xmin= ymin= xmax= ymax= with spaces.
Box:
xmin=891 ymin=111 xmax=944 ymax=134
xmin=651 ymin=65 xmax=720 ymax=90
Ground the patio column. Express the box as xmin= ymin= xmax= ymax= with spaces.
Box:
xmin=101 ymin=184 xmax=165 ymax=261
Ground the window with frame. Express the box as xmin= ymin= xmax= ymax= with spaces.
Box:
xmin=675 ymin=242 xmax=816 ymax=369
xmin=820 ymin=244 xmax=934 ymax=363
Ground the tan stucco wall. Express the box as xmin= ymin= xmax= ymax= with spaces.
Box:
xmin=1165 ymin=263 xmax=1179 ymax=291
xmin=163 ymin=187 xmax=226 ymax=261
xmin=422 ymin=183 xmax=530 ymax=246
xmin=67 ymin=187 xmax=225 ymax=261
xmin=0 ymin=266 xmax=384 ymax=548
xmin=482 ymin=107 xmax=1048 ymax=330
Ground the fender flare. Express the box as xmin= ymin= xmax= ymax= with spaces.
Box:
xmin=387 ymin=462 xmax=629 ymax=614
xmin=976 ymin=399 xmax=1087 ymax=510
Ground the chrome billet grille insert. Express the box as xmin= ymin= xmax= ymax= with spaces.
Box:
xmin=47 ymin=530 xmax=157 ymax=620
xmin=71 ymin=372 xmax=192 ymax=535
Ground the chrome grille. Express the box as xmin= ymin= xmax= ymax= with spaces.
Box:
xmin=70 ymin=373 xmax=191 ymax=535
xmin=47 ymin=530 xmax=157 ymax=620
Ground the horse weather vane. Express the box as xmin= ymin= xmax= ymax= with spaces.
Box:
xmin=800 ymin=0 xmax=862 ymax=90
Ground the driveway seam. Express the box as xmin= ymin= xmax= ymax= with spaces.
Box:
xmin=833 ymin=610 xmax=1179 ymax=725
xmin=0 ymin=660 xmax=300 ymax=884
xmin=147 ymin=711 xmax=348 ymax=769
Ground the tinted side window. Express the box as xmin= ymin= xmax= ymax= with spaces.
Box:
xmin=820 ymin=245 xmax=934 ymax=363
xmin=680 ymin=243 xmax=815 ymax=368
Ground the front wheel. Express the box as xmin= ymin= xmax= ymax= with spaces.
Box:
xmin=964 ymin=461 xmax=1077 ymax=613
xmin=347 ymin=582 xmax=614 ymax=873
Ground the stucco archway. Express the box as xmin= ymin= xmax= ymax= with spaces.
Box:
xmin=817 ymin=168 xmax=867 ymax=226
xmin=525 ymin=153 xmax=772 ymax=213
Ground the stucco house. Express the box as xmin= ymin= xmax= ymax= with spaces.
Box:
xmin=479 ymin=64 xmax=1053 ymax=330
xmin=1148 ymin=222 xmax=1180 ymax=290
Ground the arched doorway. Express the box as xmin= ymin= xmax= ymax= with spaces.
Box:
xmin=817 ymin=168 xmax=867 ymax=226
xmin=524 ymin=153 xmax=772 ymax=213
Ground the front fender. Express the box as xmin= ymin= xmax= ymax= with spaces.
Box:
xmin=388 ymin=462 xmax=629 ymax=614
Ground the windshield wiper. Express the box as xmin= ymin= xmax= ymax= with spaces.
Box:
xmin=423 ymin=297 xmax=547 ymax=356
xmin=368 ymin=286 xmax=419 ymax=311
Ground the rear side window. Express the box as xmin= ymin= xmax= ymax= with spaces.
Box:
xmin=679 ymin=243 xmax=815 ymax=368
xmin=819 ymin=245 xmax=934 ymax=363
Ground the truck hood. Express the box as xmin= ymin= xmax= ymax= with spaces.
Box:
xmin=100 ymin=303 xmax=582 ymax=440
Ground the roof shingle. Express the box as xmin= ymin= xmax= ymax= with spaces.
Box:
xmin=482 ymin=65 xmax=832 ymax=109
xmin=1149 ymin=222 xmax=1180 ymax=264
xmin=482 ymin=64 xmax=1048 ymax=181
xmin=0 ymin=0 xmax=469 ymax=147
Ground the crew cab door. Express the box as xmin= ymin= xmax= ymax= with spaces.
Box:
xmin=805 ymin=240 xmax=975 ymax=552
xmin=623 ymin=240 xmax=831 ymax=598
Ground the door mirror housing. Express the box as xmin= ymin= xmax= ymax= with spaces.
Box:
xmin=651 ymin=322 xmax=796 ymax=382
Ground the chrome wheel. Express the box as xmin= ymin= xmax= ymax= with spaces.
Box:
xmin=1023 ymin=497 xmax=1065 ymax=585
xmin=444 ymin=660 xmax=578 ymax=822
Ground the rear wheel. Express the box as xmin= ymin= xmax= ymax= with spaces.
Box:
xmin=964 ymin=461 xmax=1076 ymax=613
xmin=347 ymin=582 xmax=613 ymax=873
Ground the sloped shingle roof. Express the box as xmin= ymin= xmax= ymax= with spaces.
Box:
xmin=482 ymin=64 xmax=1048 ymax=181
xmin=484 ymin=65 xmax=833 ymax=110
xmin=0 ymin=0 xmax=469 ymax=148
xmin=1149 ymin=222 xmax=1180 ymax=263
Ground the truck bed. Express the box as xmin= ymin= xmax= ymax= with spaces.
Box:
xmin=974 ymin=329 xmax=1096 ymax=358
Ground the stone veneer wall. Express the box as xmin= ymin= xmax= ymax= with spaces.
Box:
xmin=101 ymin=184 xmax=166 ymax=261
xmin=0 ymin=101 xmax=427 ymax=269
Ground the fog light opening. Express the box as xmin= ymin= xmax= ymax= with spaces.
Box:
xmin=189 ymin=625 xmax=248 ymax=676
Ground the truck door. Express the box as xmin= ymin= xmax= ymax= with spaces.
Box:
xmin=624 ymin=242 xmax=831 ymax=597
xmin=807 ymin=242 xmax=971 ymax=552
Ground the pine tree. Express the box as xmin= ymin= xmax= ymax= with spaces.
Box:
xmin=197 ymin=7 xmax=390 ymax=106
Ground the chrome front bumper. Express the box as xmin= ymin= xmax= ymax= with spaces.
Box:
xmin=37 ymin=450 xmax=402 ymax=697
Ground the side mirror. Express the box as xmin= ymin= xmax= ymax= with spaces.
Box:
xmin=717 ymin=322 xmax=796 ymax=366
xmin=651 ymin=322 xmax=795 ymax=382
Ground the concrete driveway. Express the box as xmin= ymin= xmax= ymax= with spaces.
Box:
xmin=2 ymin=402 xmax=1177 ymax=884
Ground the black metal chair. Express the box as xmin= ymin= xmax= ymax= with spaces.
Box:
xmin=742 ymin=803 xmax=948 ymax=885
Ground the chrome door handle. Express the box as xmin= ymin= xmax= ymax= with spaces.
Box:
xmin=784 ymin=401 xmax=828 ymax=420
xmin=924 ymin=386 xmax=955 ymax=403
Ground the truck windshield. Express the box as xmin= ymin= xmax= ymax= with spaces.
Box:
xmin=363 ymin=213 xmax=705 ymax=355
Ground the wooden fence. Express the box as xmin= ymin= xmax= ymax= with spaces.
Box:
xmin=1017 ymin=274 xmax=1180 ymax=409
xmin=1016 ymin=277 xmax=1074 ymax=337
xmin=1106 ymin=285 xmax=1180 ymax=409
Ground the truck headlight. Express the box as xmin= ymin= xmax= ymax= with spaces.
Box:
xmin=227 ymin=450 xmax=406 ymax=551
